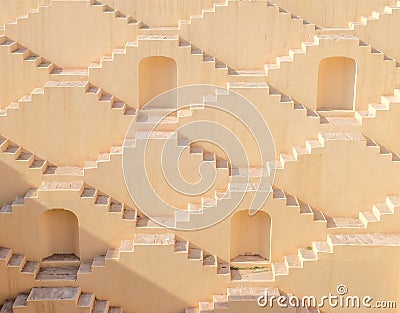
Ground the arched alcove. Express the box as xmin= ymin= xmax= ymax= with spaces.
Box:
xmin=317 ymin=57 xmax=356 ymax=111
xmin=39 ymin=209 xmax=80 ymax=259
xmin=139 ymin=56 xmax=177 ymax=108
xmin=230 ymin=210 xmax=271 ymax=263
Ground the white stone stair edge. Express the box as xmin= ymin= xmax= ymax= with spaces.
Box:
xmin=90 ymin=0 xmax=142 ymax=25
xmin=265 ymin=34 xmax=400 ymax=76
xmin=1 ymin=286 xmax=124 ymax=312
xmin=94 ymin=35 xmax=229 ymax=72
xmin=178 ymin=0 xmax=317 ymax=30
xmin=0 ymin=180 xmax=137 ymax=224
xmin=270 ymin=132 xmax=400 ymax=173
xmin=349 ymin=2 xmax=400 ymax=28
xmin=3 ymin=4 xmax=49 ymax=27
xmin=89 ymin=233 xmax=228 ymax=274
xmin=355 ymin=90 xmax=400 ymax=121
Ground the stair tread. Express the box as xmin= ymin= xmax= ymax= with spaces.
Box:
xmin=36 ymin=266 xmax=78 ymax=280
xmin=227 ymin=287 xmax=279 ymax=300
xmin=134 ymin=234 xmax=175 ymax=245
xmin=0 ymin=248 xmax=11 ymax=260
xmin=272 ymin=262 xmax=288 ymax=275
xmin=92 ymin=300 xmax=109 ymax=313
xmin=0 ymin=301 xmax=13 ymax=313
xmin=329 ymin=233 xmax=400 ymax=245
xmin=21 ymin=261 xmax=39 ymax=273
xmin=28 ymin=287 xmax=80 ymax=301
xmin=286 ymin=255 xmax=301 ymax=267
xmin=7 ymin=254 xmax=25 ymax=267
xmin=13 ymin=293 xmax=29 ymax=307
xmin=39 ymin=181 xmax=83 ymax=190
xmin=326 ymin=217 xmax=364 ymax=228
xmin=77 ymin=293 xmax=95 ymax=307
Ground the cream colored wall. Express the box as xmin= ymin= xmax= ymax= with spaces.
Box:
xmin=2 ymin=235 xmax=400 ymax=313
xmin=1 ymin=0 xmax=400 ymax=312
xmin=0 ymin=186 xmax=136 ymax=261
xmin=100 ymin=0 xmax=225 ymax=26
xmin=0 ymin=163 xmax=38 ymax=205
xmin=230 ymin=211 xmax=271 ymax=260
xmin=0 ymin=82 xmax=133 ymax=167
xmin=317 ymin=57 xmax=356 ymax=110
xmin=352 ymin=8 xmax=400 ymax=62
xmin=360 ymin=101 xmax=400 ymax=154
xmin=88 ymin=36 xmax=227 ymax=109
xmin=81 ymin=239 xmax=229 ymax=313
xmin=4 ymin=0 xmax=139 ymax=68
xmin=228 ymin=86 xmax=321 ymax=158
xmin=138 ymin=56 xmax=177 ymax=107
xmin=0 ymin=39 xmax=52 ymax=110
xmin=179 ymin=0 xmax=315 ymax=69
xmin=273 ymin=0 xmax=397 ymax=27
xmin=39 ymin=209 xmax=80 ymax=258
xmin=0 ymin=0 xmax=50 ymax=25
xmin=274 ymin=135 xmax=400 ymax=217
xmin=91 ymin=39 xmax=323 ymax=165
xmin=266 ymin=35 xmax=400 ymax=112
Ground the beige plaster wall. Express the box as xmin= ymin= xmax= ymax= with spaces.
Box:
xmin=179 ymin=0 xmax=315 ymax=69
xmin=0 ymin=82 xmax=133 ymax=167
xmin=4 ymin=0 xmax=139 ymax=68
xmin=100 ymin=0 xmax=225 ymax=26
xmin=266 ymin=35 xmax=400 ymax=112
xmin=353 ymin=8 xmax=400 ymax=62
xmin=0 ymin=39 xmax=52 ymax=110
xmin=0 ymin=0 xmax=50 ymax=25
xmin=274 ymin=135 xmax=400 ymax=217
xmin=273 ymin=0 xmax=397 ymax=27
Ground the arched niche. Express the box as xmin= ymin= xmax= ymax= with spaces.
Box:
xmin=317 ymin=57 xmax=357 ymax=111
xmin=39 ymin=209 xmax=80 ymax=259
xmin=139 ymin=56 xmax=177 ymax=108
xmin=230 ymin=210 xmax=271 ymax=263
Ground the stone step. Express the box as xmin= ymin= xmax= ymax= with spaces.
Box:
xmin=326 ymin=217 xmax=364 ymax=229
xmin=7 ymin=254 xmax=26 ymax=269
xmin=77 ymin=292 xmax=95 ymax=309
xmin=199 ymin=301 xmax=213 ymax=313
xmin=39 ymin=181 xmax=84 ymax=191
xmin=298 ymin=248 xmax=317 ymax=261
xmin=92 ymin=255 xmax=106 ymax=268
xmin=134 ymin=233 xmax=175 ymax=245
xmin=188 ymin=248 xmax=203 ymax=260
xmin=328 ymin=233 xmax=400 ymax=246
xmin=35 ymin=266 xmax=79 ymax=281
xmin=0 ymin=248 xmax=11 ymax=263
xmin=285 ymin=255 xmax=301 ymax=268
xmin=92 ymin=300 xmax=109 ymax=313
xmin=13 ymin=293 xmax=28 ymax=309
xmin=21 ymin=261 xmax=40 ymax=275
xmin=6 ymin=287 xmax=124 ymax=312
xmin=0 ymin=301 xmax=14 ymax=313
xmin=213 ymin=294 xmax=228 ymax=309
xmin=41 ymin=253 xmax=80 ymax=267
xmin=50 ymin=68 xmax=88 ymax=81
xmin=272 ymin=262 xmax=288 ymax=276
xmin=227 ymin=287 xmax=280 ymax=301
xmin=312 ymin=241 xmax=332 ymax=254
xmin=27 ymin=287 xmax=80 ymax=302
